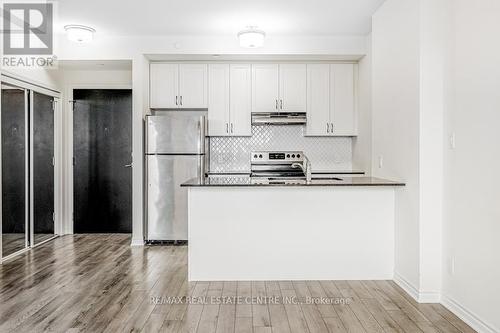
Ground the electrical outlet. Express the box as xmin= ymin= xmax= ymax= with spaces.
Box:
xmin=450 ymin=133 xmax=456 ymax=149
xmin=378 ymin=155 xmax=384 ymax=169
xmin=450 ymin=257 xmax=456 ymax=275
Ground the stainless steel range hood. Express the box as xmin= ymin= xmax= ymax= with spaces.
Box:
xmin=251 ymin=112 xmax=307 ymax=125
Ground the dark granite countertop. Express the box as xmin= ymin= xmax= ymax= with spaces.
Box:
xmin=181 ymin=175 xmax=405 ymax=187
xmin=206 ymin=171 xmax=366 ymax=176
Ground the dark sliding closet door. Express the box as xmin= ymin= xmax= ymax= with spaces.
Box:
xmin=1 ymin=84 xmax=28 ymax=257
xmin=32 ymin=92 xmax=55 ymax=245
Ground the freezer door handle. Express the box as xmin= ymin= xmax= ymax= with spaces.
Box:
xmin=199 ymin=115 xmax=206 ymax=153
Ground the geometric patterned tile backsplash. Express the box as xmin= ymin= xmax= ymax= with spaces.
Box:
xmin=210 ymin=125 xmax=352 ymax=173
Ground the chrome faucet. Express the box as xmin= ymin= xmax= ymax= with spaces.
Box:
xmin=292 ymin=156 xmax=312 ymax=183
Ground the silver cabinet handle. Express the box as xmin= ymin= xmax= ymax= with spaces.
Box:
xmin=175 ymin=96 xmax=178 ymax=105
xmin=180 ymin=96 xmax=183 ymax=105
xmin=275 ymin=99 xmax=278 ymax=110
xmin=327 ymin=123 xmax=330 ymax=133
xmin=330 ymin=123 xmax=334 ymax=133
xmin=231 ymin=123 xmax=234 ymax=134
xmin=124 ymin=163 xmax=132 ymax=168
xmin=226 ymin=123 xmax=229 ymax=133
xmin=280 ymin=99 xmax=283 ymax=110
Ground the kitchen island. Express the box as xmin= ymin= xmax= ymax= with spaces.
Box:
xmin=182 ymin=176 xmax=404 ymax=281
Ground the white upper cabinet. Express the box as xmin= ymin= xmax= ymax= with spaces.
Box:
xmin=208 ymin=64 xmax=230 ymax=136
xmin=207 ymin=64 xmax=252 ymax=136
xmin=149 ymin=63 xmax=207 ymax=109
xmin=251 ymin=64 xmax=279 ymax=113
xmin=152 ymin=62 xmax=356 ymax=136
xmin=179 ymin=64 xmax=208 ymax=108
xmin=252 ymin=64 xmax=306 ymax=113
xmin=230 ymin=64 xmax=252 ymax=136
xmin=306 ymin=64 xmax=330 ymax=136
xmin=306 ymin=63 xmax=357 ymax=136
xmin=150 ymin=63 xmax=178 ymax=109
xmin=279 ymin=64 xmax=306 ymax=112
xmin=331 ymin=64 xmax=356 ymax=136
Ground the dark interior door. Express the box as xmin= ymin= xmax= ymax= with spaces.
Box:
xmin=73 ymin=89 xmax=132 ymax=233
xmin=1 ymin=85 xmax=27 ymax=257
xmin=32 ymin=92 xmax=55 ymax=245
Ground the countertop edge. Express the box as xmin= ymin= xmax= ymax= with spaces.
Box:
xmin=181 ymin=177 xmax=406 ymax=187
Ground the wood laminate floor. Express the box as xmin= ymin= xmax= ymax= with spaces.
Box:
xmin=0 ymin=234 xmax=475 ymax=333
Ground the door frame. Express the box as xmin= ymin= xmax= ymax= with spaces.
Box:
xmin=65 ymin=84 xmax=132 ymax=235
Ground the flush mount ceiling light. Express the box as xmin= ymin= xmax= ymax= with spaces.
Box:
xmin=64 ymin=25 xmax=95 ymax=43
xmin=238 ymin=27 xmax=265 ymax=48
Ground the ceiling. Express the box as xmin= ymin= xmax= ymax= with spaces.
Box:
xmin=56 ymin=0 xmax=386 ymax=37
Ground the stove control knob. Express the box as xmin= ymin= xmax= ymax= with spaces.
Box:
xmin=297 ymin=154 xmax=301 ymax=158
xmin=286 ymin=154 xmax=290 ymax=158
xmin=292 ymin=154 xmax=295 ymax=158
xmin=253 ymin=154 xmax=258 ymax=158
xmin=259 ymin=154 xmax=263 ymax=158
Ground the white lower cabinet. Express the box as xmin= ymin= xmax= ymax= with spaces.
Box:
xmin=207 ymin=64 xmax=251 ymax=136
xmin=306 ymin=63 xmax=357 ymax=136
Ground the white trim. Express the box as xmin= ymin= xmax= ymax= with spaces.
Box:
xmin=394 ymin=272 xmax=441 ymax=303
xmin=441 ymin=295 xmax=499 ymax=333
xmin=1 ymin=74 xmax=60 ymax=98
xmin=31 ymin=235 xmax=59 ymax=248
xmin=0 ymin=247 xmax=30 ymax=263
xmin=130 ymin=239 xmax=144 ymax=246
xmin=64 ymin=84 xmax=133 ymax=235
xmin=29 ymin=92 xmax=34 ymax=244
xmin=54 ymin=98 xmax=63 ymax=236
xmin=1 ymin=69 xmax=60 ymax=92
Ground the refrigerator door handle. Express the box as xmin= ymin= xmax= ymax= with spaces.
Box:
xmin=198 ymin=155 xmax=205 ymax=179
xmin=199 ymin=115 xmax=206 ymax=154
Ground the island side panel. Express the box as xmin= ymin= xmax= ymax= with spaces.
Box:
xmin=188 ymin=186 xmax=395 ymax=281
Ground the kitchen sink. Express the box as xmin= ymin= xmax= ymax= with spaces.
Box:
xmin=312 ymin=177 xmax=343 ymax=181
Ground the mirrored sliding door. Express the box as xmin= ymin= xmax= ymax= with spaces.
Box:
xmin=31 ymin=92 xmax=55 ymax=246
xmin=1 ymin=83 xmax=29 ymax=257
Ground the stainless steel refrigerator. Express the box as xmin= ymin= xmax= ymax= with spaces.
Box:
xmin=145 ymin=111 xmax=207 ymax=242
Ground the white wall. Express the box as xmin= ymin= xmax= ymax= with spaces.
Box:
xmin=58 ymin=68 xmax=132 ymax=235
xmin=1 ymin=68 xmax=61 ymax=91
xmin=352 ymin=34 xmax=372 ymax=174
xmin=55 ymin=35 xmax=368 ymax=60
xmin=442 ymin=1 xmax=500 ymax=331
xmin=372 ymin=0 xmax=448 ymax=302
xmin=372 ymin=0 xmax=422 ymax=294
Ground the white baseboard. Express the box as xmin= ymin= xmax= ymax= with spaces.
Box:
xmin=441 ymin=295 xmax=498 ymax=333
xmin=393 ymin=272 xmax=441 ymax=303
xmin=130 ymin=239 xmax=144 ymax=246
xmin=394 ymin=274 xmax=498 ymax=332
